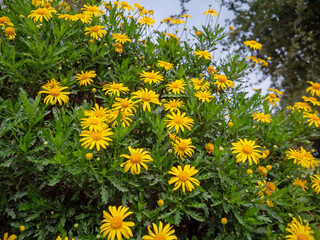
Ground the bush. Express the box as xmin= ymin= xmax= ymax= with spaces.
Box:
xmin=0 ymin=0 xmax=319 ymax=239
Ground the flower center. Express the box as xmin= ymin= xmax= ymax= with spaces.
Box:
xmin=94 ymin=110 xmax=104 ymax=117
xmin=88 ymin=7 xmax=97 ymax=12
xmin=89 ymin=118 xmax=100 ymax=125
xmin=178 ymin=142 xmax=188 ymax=151
xmin=154 ymin=234 xmax=166 ymax=240
xmin=171 ymin=82 xmax=180 ymax=88
xmin=147 ymin=73 xmax=156 ymax=79
xmin=112 ymin=84 xmax=121 ymax=90
xmin=200 ymin=92 xmax=209 ymax=98
xmin=311 ymin=115 xmax=319 ymax=121
xmin=242 ymin=144 xmax=253 ymax=154
xmin=169 ymin=102 xmax=178 ymax=107
xmin=312 ymin=83 xmax=320 ymax=90
xmin=297 ymin=233 xmax=309 ymax=240
xmin=81 ymin=74 xmax=89 ymax=80
xmin=178 ymin=171 xmax=189 ymax=182
xmin=77 ymin=14 xmax=85 ymax=19
xmin=37 ymin=9 xmax=47 ymax=15
xmin=91 ymin=26 xmax=100 ymax=32
xmin=50 ymin=88 xmax=60 ymax=96
xmin=5 ymin=27 xmax=15 ymax=35
xmin=173 ymin=116 xmax=184 ymax=125
xmin=130 ymin=152 xmax=142 ymax=163
xmin=91 ymin=131 xmax=102 ymax=141
xmin=141 ymin=93 xmax=152 ymax=101
xmin=269 ymin=93 xmax=277 ymax=99
xmin=266 ymin=182 xmax=276 ymax=192
xmin=218 ymin=75 xmax=227 ymax=83
xmin=294 ymin=152 xmax=305 ymax=161
xmin=121 ymin=100 xmax=130 ymax=108
xmin=110 ymin=216 xmax=123 ymax=229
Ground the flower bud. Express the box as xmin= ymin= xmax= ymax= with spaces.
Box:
xmin=221 ymin=218 xmax=227 ymax=225
xmin=92 ymin=88 xmax=97 ymax=93
xmin=86 ymin=153 xmax=93 ymax=160
xmin=219 ymin=146 xmax=224 ymax=151
xmin=158 ymin=199 xmax=164 ymax=206
xmin=228 ymin=121 xmax=233 ymax=127
xmin=74 ymin=223 xmax=79 ymax=228
xmin=20 ymin=225 xmax=25 ymax=232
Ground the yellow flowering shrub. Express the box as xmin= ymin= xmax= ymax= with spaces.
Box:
xmin=0 ymin=0 xmax=319 ymax=239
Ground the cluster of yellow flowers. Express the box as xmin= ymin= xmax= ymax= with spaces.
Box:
xmin=0 ymin=16 xmax=16 ymax=40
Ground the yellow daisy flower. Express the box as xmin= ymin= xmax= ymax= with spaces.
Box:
xmin=162 ymin=99 xmax=184 ymax=112
xmin=173 ymin=138 xmax=195 ymax=159
xmin=165 ymin=110 xmax=194 ymax=133
xmin=84 ymin=104 xmax=108 ymax=118
xmin=74 ymin=13 xmax=92 ymax=24
xmin=293 ymin=102 xmax=312 ymax=112
xmin=194 ymin=50 xmax=212 ymax=60
xmin=106 ymin=109 xmax=133 ymax=128
xmin=265 ymin=93 xmax=280 ymax=106
xmin=1 ymin=233 xmax=17 ymax=240
xmin=80 ymin=116 xmax=107 ymax=131
xmin=180 ymin=14 xmax=193 ymax=18
xmin=38 ymin=84 xmax=70 ymax=105
xmin=131 ymin=88 xmax=160 ymax=112
xmin=203 ymin=9 xmax=219 ymax=17
xmin=306 ymin=81 xmax=320 ymax=97
xmin=4 ymin=27 xmax=16 ymax=40
xmin=292 ymin=178 xmax=308 ymax=191
xmin=28 ymin=7 xmax=57 ymax=22
xmin=164 ymin=33 xmax=179 ymax=40
xmin=112 ymin=33 xmax=131 ymax=43
xmin=310 ymin=174 xmax=320 ymax=194
xmin=303 ymin=112 xmax=320 ymax=127
xmin=100 ymin=206 xmax=135 ymax=240
xmin=286 ymin=147 xmax=319 ymax=169
xmin=302 ymin=96 xmax=320 ymax=106
xmin=251 ymin=112 xmax=272 ymax=123
xmin=243 ymin=40 xmax=262 ymax=50
xmin=114 ymin=1 xmax=134 ymax=11
xmin=168 ymin=165 xmax=200 ymax=193
xmin=170 ymin=19 xmax=185 ymax=25
xmin=268 ymin=88 xmax=283 ymax=96
xmin=112 ymin=97 xmax=137 ymax=114
xmin=0 ymin=16 xmax=14 ymax=27
xmin=231 ymin=138 xmax=262 ymax=166
xmin=213 ymin=74 xmax=235 ymax=90
xmin=138 ymin=16 xmax=156 ymax=26
xmin=166 ymin=79 xmax=186 ymax=95
xmin=76 ymin=70 xmax=97 ymax=86
xmin=194 ymin=90 xmax=215 ymax=103
xmin=207 ymin=66 xmax=216 ymax=75
xmin=191 ymin=78 xmax=210 ymax=91
xmin=285 ymin=216 xmax=314 ymax=240
xmin=81 ymin=4 xmax=103 ymax=17
xmin=120 ymin=146 xmax=153 ymax=174
xmin=161 ymin=17 xmax=173 ymax=23
xmin=84 ymin=25 xmax=107 ymax=40
xmin=157 ymin=60 xmax=174 ymax=71
xmin=103 ymin=82 xmax=129 ymax=96
xmin=134 ymin=3 xmax=144 ymax=12
xmin=140 ymin=70 xmax=164 ymax=84
xmin=80 ymin=128 xmax=113 ymax=151
xmin=142 ymin=221 xmax=177 ymax=240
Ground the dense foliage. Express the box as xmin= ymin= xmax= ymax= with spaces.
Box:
xmin=0 ymin=0 xmax=320 ymax=239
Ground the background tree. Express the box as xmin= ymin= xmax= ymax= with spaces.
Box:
xmin=224 ymin=0 xmax=320 ymax=105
